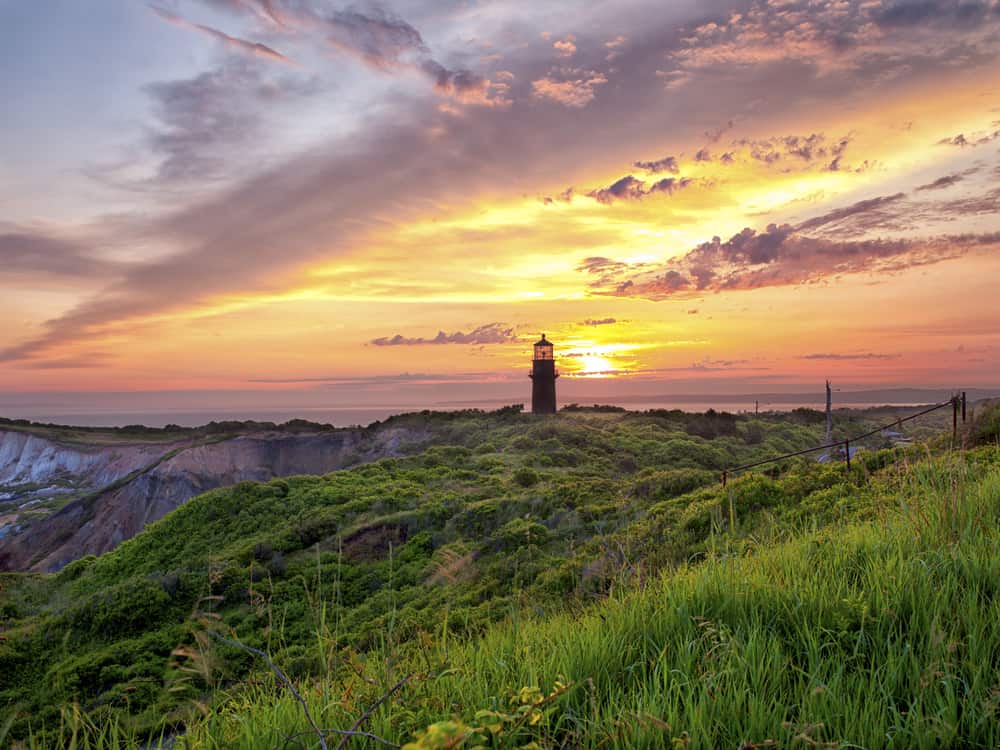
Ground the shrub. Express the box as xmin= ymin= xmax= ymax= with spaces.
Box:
xmin=269 ymin=551 xmax=286 ymax=576
xmin=632 ymin=468 xmax=716 ymax=500
xmin=967 ymin=400 xmax=1000 ymax=446
xmin=514 ymin=468 xmax=539 ymax=487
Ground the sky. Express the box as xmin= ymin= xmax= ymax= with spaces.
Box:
xmin=2 ymin=0 xmax=1000 ymax=415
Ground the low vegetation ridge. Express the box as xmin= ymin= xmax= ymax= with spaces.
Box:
xmin=1 ymin=404 xmax=998 ymax=748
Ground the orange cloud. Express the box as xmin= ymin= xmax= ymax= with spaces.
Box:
xmin=150 ymin=6 xmax=295 ymax=66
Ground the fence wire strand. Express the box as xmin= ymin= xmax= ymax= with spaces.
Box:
xmin=721 ymin=394 xmax=972 ymax=486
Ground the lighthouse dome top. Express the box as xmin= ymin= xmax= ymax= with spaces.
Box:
xmin=534 ymin=334 xmax=553 ymax=347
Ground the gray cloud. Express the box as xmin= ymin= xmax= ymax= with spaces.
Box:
xmin=588 ymin=175 xmax=645 ymax=204
xmin=632 ymin=133 xmax=856 ymax=173
xmin=324 ymin=7 xmax=427 ymax=69
xmin=14 ymin=352 xmax=115 ymax=370
xmin=194 ymin=0 xmax=501 ymax=105
xmin=581 ymin=317 xmax=617 ymax=326
xmin=651 ymin=177 xmax=694 ymax=195
xmin=632 ymin=155 xmax=680 ymax=174
xmin=795 ymin=192 xmax=907 ymax=234
xmin=420 ymin=60 xmax=492 ymax=101
xmin=317 ymin=6 xmax=501 ymax=105
xmin=876 ymin=0 xmax=999 ymax=29
xmin=731 ymin=133 xmax=852 ymax=169
xmin=938 ymin=130 xmax=1000 ymax=147
xmin=137 ymin=60 xmax=320 ymax=185
xmin=577 ymin=256 xmax=635 ymax=275
xmin=800 ymin=352 xmax=899 ymax=360
xmin=915 ymin=174 xmax=965 ymax=191
xmin=371 ymin=323 xmax=516 ymax=346
xmin=649 ymin=358 xmax=767 ymax=373
xmin=796 ymin=183 xmax=1000 ymax=237
xmin=0 ymin=231 xmax=121 ymax=282
xmin=932 ymin=186 xmax=1000 ymax=216
xmin=249 ymin=370 xmax=518 ymax=384
xmin=587 ymin=174 xmax=693 ymax=203
xmin=144 ymin=64 xmax=260 ymax=183
xmin=704 ymin=120 xmax=734 ymax=143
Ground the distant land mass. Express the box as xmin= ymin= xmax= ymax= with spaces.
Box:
xmin=1 ymin=387 xmax=995 ymax=429
xmin=440 ymin=387 xmax=997 ymax=411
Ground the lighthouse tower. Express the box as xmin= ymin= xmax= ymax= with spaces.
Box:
xmin=530 ymin=334 xmax=558 ymax=414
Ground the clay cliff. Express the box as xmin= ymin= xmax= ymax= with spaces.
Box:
xmin=0 ymin=425 xmax=428 ymax=572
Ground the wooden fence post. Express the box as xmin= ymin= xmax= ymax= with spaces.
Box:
xmin=962 ymin=391 xmax=967 ymax=422
xmin=952 ymin=396 xmax=958 ymax=442
xmin=844 ymin=439 xmax=850 ymax=470
xmin=722 ymin=471 xmax=727 ymax=487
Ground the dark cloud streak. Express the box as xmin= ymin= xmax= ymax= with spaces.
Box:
xmin=588 ymin=174 xmax=693 ymax=203
xmin=632 ymin=155 xmax=679 ymax=174
xmin=0 ymin=231 xmax=122 ymax=282
xmin=800 ymin=352 xmax=899 ymax=360
xmin=915 ymin=174 xmax=965 ymax=191
xmin=371 ymin=323 xmax=516 ymax=346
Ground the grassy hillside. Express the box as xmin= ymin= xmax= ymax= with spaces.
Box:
xmin=178 ymin=446 xmax=1000 ymax=750
xmin=1 ymin=406 xmax=994 ymax=747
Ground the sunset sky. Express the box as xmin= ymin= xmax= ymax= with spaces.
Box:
xmin=3 ymin=0 xmax=1000 ymax=416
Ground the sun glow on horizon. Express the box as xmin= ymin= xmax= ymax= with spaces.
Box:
xmin=569 ymin=353 xmax=621 ymax=378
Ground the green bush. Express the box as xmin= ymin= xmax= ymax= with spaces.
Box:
xmin=967 ymin=400 xmax=1000 ymax=446
xmin=513 ymin=467 xmax=539 ymax=487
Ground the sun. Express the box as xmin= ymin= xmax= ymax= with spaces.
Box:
xmin=575 ymin=354 xmax=617 ymax=378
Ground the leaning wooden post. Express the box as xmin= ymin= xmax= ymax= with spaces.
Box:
xmin=962 ymin=391 xmax=967 ymax=422
xmin=722 ymin=470 xmax=727 ymax=488
xmin=844 ymin=439 xmax=851 ymax=470
xmin=952 ymin=396 xmax=958 ymax=443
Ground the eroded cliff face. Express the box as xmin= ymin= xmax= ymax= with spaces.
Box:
xmin=0 ymin=431 xmax=189 ymax=548
xmin=0 ymin=426 xmax=428 ymax=572
xmin=0 ymin=430 xmax=175 ymax=488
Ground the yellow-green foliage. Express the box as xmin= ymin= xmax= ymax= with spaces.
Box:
xmin=0 ymin=408 xmax=977 ymax=747
xmin=176 ymin=448 xmax=1000 ymax=750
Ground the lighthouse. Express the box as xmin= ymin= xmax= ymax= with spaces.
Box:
xmin=530 ymin=334 xmax=558 ymax=414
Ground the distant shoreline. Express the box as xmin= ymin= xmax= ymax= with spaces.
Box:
xmin=1 ymin=389 xmax=991 ymax=430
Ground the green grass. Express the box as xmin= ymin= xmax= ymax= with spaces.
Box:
xmin=175 ymin=449 xmax=1000 ymax=749
xmin=2 ymin=407 xmax=994 ymax=748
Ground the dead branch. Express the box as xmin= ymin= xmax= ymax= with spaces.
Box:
xmin=205 ymin=628 xmax=329 ymax=750
xmin=333 ymin=673 xmax=413 ymax=750
xmin=285 ymin=729 xmax=400 ymax=748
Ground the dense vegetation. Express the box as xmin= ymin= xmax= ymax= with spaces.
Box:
xmin=1 ymin=405 xmax=996 ymax=748
xmin=0 ymin=416 xmax=346 ymax=446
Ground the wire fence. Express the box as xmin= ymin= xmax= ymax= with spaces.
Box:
xmin=720 ymin=391 xmax=973 ymax=487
